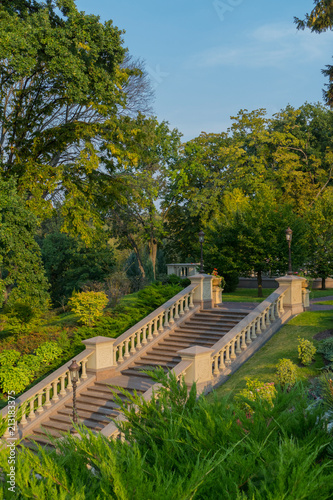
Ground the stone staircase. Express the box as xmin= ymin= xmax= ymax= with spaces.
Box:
xmin=23 ymin=308 xmax=247 ymax=447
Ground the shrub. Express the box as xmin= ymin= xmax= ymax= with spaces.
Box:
xmin=298 ymin=337 xmax=316 ymax=366
xmin=0 ymin=349 xmax=21 ymax=367
xmin=276 ymin=358 xmax=298 ymax=389
xmin=236 ymin=377 xmax=277 ymax=413
xmin=35 ymin=341 xmax=63 ymax=365
xmin=68 ymin=291 xmax=108 ymax=326
xmin=0 ymin=364 xmax=32 ymax=394
xmin=317 ymin=337 xmax=333 ymax=365
xmin=7 ymin=301 xmax=36 ymax=324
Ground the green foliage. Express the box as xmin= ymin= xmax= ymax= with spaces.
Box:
xmin=3 ymin=373 xmax=333 ymax=498
xmin=41 ymin=229 xmax=116 ymax=306
xmin=7 ymin=301 xmax=35 ymax=324
xmin=318 ymin=337 xmax=333 ymax=366
xmin=276 ymin=358 xmax=298 ymax=389
xmin=236 ymin=377 xmax=277 ymax=414
xmin=0 ymin=341 xmax=63 ymax=394
xmin=0 ymin=178 xmax=50 ymax=311
xmin=68 ymin=291 xmax=108 ymax=327
xmin=298 ymin=337 xmax=317 ymax=366
xmin=35 ymin=341 xmax=62 ymax=365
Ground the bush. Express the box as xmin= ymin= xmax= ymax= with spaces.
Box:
xmin=318 ymin=337 xmax=333 ymax=365
xmin=236 ymin=377 xmax=277 ymax=413
xmin=7 ymin=301 xmax=36 ymax=324
xmin=276 ymin=358 xmax=298 ymax=389
xmin=35 ymin=341 xmax=63 ymax=364
xmin=223 ymin=271 xmax=239 ymax=293
xmin=68 ymin=291 xmax=108 ymax=326
xmin=298 ymin=337 xmax=316 ymax=366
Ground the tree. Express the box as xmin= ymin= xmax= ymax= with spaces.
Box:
xmin=0 ymin=0 xmax=132 ymax=240
xmin=295 ymin=1 xmax=333 ymax=105
xmin=105 ymin=115 xmax=182 ymax=279
xmin=305 ymin=188 xmax=333 ymax=289
xmin=0 ymin=178 xmax=50 ymax=310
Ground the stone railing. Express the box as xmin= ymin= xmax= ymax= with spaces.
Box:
xmin=111 ymin=284 xmax=198 ymax=368
xmin=1 ymin=350 xmax=94 ymax=438
xmin=167 ymin=263 xmax=199 ymax=278
xmin=210 ymin=286 xmax=288 ymax=378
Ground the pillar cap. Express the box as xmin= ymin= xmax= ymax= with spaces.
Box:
xmin=82 ymin=336 xmax=116 ymax=346
xmin=178 ymin=346 xmax=214 ymax=358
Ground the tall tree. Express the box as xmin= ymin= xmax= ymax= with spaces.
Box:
xmin=0 ymin=179 xmax=50 ymax=310
xmin=295 ymin=1 xmax=333 ymax=105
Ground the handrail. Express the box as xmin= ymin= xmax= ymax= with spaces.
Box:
xmin=1 ymin=349 xmax=94 ymax=429
xmin=112 ymin=284 xmax=198 ymax=367
xmin=211 ymin=286 xmax=288 ymax=377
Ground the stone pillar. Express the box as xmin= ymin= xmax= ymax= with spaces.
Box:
xmin=275 ymin=275 xmax=307 ymax=315
xmin=190 ymin=274 xmax=215 ymax=309
xmin=82 ymin=336 xmax=116 ymax=380
xmin=212 ymin=277 xmax=222 ymax=306
xmin=178 ymin=346 xmax=214 ymax=392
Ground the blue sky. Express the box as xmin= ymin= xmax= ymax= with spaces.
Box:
xmin=76 ymin=0 xmax=333 ymax=141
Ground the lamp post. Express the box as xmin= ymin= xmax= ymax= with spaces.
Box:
xmin=285 ymin=227 xmax=293 ymax=275
xmin=198 ymin=230 xmax=205 ymax=274
xmin=68 ymin=360 xmax=80 ymax=425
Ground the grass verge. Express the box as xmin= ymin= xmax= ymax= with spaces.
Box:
xmin=209 ymin=310 xmax=333 ymax=401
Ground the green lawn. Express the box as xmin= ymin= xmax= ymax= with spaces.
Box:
xmin=209 ymin=310 xmax=333 ymax=401
xmin=315 ymin=300 xmax=333 ymax=305
xmin=222 ymin=287 xmax=333 ymax=303
xmin=222 ymin=288 xmax=276 ymax=302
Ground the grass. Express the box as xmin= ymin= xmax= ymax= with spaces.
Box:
xmin=222 ymin=288 xmax=276 ymax=302
xmin=209 ymin=310 xmax=333 ymax=401
xmin=222 ymin=287 xmax=333 ymax=303
xmin=315 ymin=300 xmax=333 ymax=305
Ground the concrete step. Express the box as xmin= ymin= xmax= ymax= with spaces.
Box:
xmin=69 ymin=396 xmax=120 ymax=410
xmin=133 ymin=359 xmax=177 ymax=369
xmin=59 ymin=405 xmax=118 ymax=420
xmin=140 ymin=352 xmax=181 ymax=363
xmin=163 ymin=337 xmax=217 ymax=347
xmin=48 ymin=414 xmax=105 ymax=431
xmin=171 ymin=329 xmax=225 ymax=339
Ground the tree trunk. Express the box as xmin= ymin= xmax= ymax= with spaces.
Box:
xmin=127 ymin=234 xmax=146 ymax=278
xmin=257 ymin=270 xmax=263 ymax=298
xmin=149 ymin=237 xmax=158 ymax=280
xmin=322 ymin=276 xmax=326 ymax=290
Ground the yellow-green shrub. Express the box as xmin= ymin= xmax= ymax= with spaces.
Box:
xmin=297 ymin=337 xmax=316 ymax=366
xmin=276 ymin=358 xmax=297 ymax=389
xmin=68 ymin=291 xmax=108 ymax=326
xmin=236 ymin=377 xmax=277 ymax=414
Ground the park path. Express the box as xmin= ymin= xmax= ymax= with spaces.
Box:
xmin=309 ymin=295 xmax=333 ymax=311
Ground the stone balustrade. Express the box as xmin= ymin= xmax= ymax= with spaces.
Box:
xmin=112 ymin=284 xmax=198 ymax=367
xmin=167 ymin=263 xmax=199 ymax=278
xmin=1 ymin=350 xmax=94 ymax=438
xmin=210 ymin=286 xmax=288 ymax=379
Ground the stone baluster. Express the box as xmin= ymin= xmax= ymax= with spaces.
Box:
xmin=20 ymin=403 xmax=27 ymax=426
xmin=164 ymin=310 xmax=169 ymax=328
xmin=81 ymin=359 xmax=88 ymax=380
xmin=219 ymin=349 xmax=226 ymax=371
xmin=241 ymin=329 xmax=247 ymax=350
xmin=274 ymin=300 xmax=280 ymax=319
xmin=279 ymin=296 xmax=285 ymax=315
xmin=270 ymin=303 xmax=275 ymax=322
xmin=189 ymin=291 xmax=194 ymax=308
xmin=118 ymin=343 xmax=124 ymax=363
xmin=213 ymin=354 xmax=220 ymax=375
xmin=36 ymin=392 xmax=44 ymax=414
xmin=230 ymin=340 xmax=237 ymax=360
xmin=158 ymin=313 xmax=164 ymax=332
xmin=59 ymin=375 xmax=67 ymax=396
xmin=225 ymin=344 xmax=231 ymax=365
xmin=265 ymin=307 xmax=271 ymax=326
xmin=236 ymin=334 xmax=242 ymax=354
xmin=142 ymin=325 xmax=148 ymax=345
xmin=251 ymin=321 xmax=257 ymax=340
xmin=174 ymin=301 xmax=180 ymax=320
xmin=136 ymin=329 xmax=142 ymax=349
xmin=179 ymin=298 xmax=184 ymax=316
xmin=184 ymin=295 xmax=190 ymax=312
xmin=246 ymin=325 xmax=252 ymax=344
xmin=169 ymin=306 xmax=175 ymax=325
xmin=76 ymin=362 xmax=82 ymax=385
xmin=153 ymin=317 xmax=159 ymax=336
xmin=67 ymin=371 xmax=72 ymax=390
xmin=124 ymin=340 xmax=130 ymax=358
xmin=44 ymin=385 xmax=52 ymax=407
xmin=29 ymin=398 xmax=36 ymax=420
xmin=147 ymin=322 xmax=153 ymax=341
xmin=256 ymin=315 xmax=262 ymax=334
xmin=52 ymin=380 xmax=59 ymax=402
xmin=130 ymin=334 xmax=136 ymax=354
xmin=261 ymin=311 xmax=266 ymax=330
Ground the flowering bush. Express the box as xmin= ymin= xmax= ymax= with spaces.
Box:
xmin=276 ymin=358 xmax=297 ymax=390
xmin=236 ymin=377 xmax=277 ymax=414
xmin=298 ymin=337 xmax=316 ymax=366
